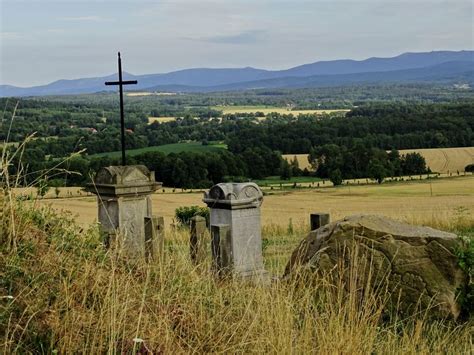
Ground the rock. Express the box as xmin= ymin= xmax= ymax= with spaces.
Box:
xmin=284 ymin=215 xmax=467 ymax=319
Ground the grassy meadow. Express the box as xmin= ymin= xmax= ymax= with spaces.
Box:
xmin=37 ymin=176 xmax=474 ymax=234
xmin=2 ymin=178 xmax=473 ymax=353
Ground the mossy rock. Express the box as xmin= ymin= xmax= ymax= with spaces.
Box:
xmin=284 ymin=215 xmax=468 ymax=319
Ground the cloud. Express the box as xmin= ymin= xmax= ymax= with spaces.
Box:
xmin=59 ymin=16 xmax=110 ymax=22
xmin=0 ymin=32 xmax=24 ymax=40
xmin=190 ymin=30 xmax=266 ymax=45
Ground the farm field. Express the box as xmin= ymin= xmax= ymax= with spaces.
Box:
xmin=398 ymin=146 xmax=474 ymax=173
xmin=148 ymin=116 xmax=178 ymax=123
xmin=38 ymin=176 xmax=474 ymax=231
xmin=284 ymin=146 xmax=474 ymax=173
xmin=89 ymin=141 xmax=227 ymax=158
xmin=211 ymin=105 xmax=350 ymax=116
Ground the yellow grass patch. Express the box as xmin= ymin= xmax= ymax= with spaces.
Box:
xmin=282 ymin=154 xmax=312 ymax=170
xmin=399 ymin=146 xmax=474 ymax=174
xmin=148 ymin=116 xmax=178 ymax=123
xmin=284 ymin=147 xmax=474 ymax=173
xmin=213 ymin=105 xmax=350 ymax=116
xmin=38 ymin=176 xmax=474 ymax=231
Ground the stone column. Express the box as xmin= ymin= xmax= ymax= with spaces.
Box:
xmin=86 ymin=165 xmax=162 ymax=259
xmin=203 ymin=182 xmax=268 ymax=281
xmin=310 ymin=213 xmax=330 ymax=231
xmin=190 ymin=215 xmax=207 ymax=265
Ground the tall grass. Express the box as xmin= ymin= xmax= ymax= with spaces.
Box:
xmin=1 ymin=199 xmax=472 ymax=353
xmin=1 ymin=121 xmax=472 ymax=353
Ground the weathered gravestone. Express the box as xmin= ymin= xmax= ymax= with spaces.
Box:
xmin=203 ymin=182 xmax=268 ymax=281
xmin=86 ymin=165 xmax=163 ymax=260
xmin=190 ymin=215 xmax=208 ymax=265
xmin=284 ymin=214 xmax=468 ymax=319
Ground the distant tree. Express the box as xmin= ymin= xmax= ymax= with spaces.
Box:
xmin=368 ymin=159 xmax=388 ymax=184
xmin=401 ymin=152 xmax=427 ymax=175
xmin=329 ymin=169 xmax=343 ymax=186
xmin=290 ymin=156 xmax=302 ymax=177
xmin=37 ymin=179 xmax=50 ymax=198
xmin=465 ymin=164 xmax=474 ymax=173
xmin=280 ymin=160 xmax=292 ymax=180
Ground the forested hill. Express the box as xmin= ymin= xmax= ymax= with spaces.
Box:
xmin=1 ymin=50 xmax=473 ymax=97
xmin=227 ymin=103 xmax=474 ymax=154
xmin=2 ymin=98 xmax=473 ymax=187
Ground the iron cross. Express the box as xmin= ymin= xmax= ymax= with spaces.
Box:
xmin=105 ymin=52 xmax=137 ymax=166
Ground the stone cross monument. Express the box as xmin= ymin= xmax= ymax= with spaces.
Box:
xmin=86 ymin=165 xmax=162 ymax=259
xmin=203 ymin=182 xmax=268 ymax=281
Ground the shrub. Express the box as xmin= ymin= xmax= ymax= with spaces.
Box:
xmin=456 ymin=235 xmax=474 ymax=318
xmin=329 ymin=169 xmax=343 ymax=186
xmin=175 ymin=205 xmax=209 ymax=226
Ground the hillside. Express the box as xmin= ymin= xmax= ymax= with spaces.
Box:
xmin=1 ymin=50 xmax=472 ymax=97
xmin=284 ymin=147 xmax=474 ymax=174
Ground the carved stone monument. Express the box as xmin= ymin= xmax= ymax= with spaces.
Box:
xmin=203 ymin=182 xmax=267 ymax=280
xmin=86 ymin=165 xmax=162 ymax=259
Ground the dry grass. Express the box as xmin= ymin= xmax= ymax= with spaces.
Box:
xmin=1 ymin=198 xmax=472 ymax=353
xmin=38 ymin=176 xmax=474 ymax=232
xmin=399 ymin=147 xmax=474 ymax=174
xmin=147 ymin=116 xmax=178 ymax=123
xmin=284 ymin=147 xmax=474 ymax=173
xmin=213 ymin=105 xmax=350 ymax=117
xmin=282 ymin=153 xmax=313 ymax=170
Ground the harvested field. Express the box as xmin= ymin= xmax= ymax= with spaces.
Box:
xmin=282 ymin=154 xmax=313 ymax=170
xmin=212 ymin=105 xmax=350 ymax=116
xmin=284 ymin=147 xmax=474 ymax=173
xmin=148 ymin=116 xmax=178 ymax=123
xmin=38 ymin=176 xmax=474 ymax=231
xmin=399 ymin=146 xmax=474 ymax=173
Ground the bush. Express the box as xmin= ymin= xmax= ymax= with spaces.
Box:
xmin=329 ymin=169 xmax=343 ymax=186
xmin=456 ymin=235 xmax=474 ymax=318
xmin=175 ymin=205 xmax=209 ymax=226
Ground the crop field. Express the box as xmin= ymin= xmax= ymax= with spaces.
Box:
xmin=398 ymin=147 xmax=474 ymax=173
xmin=284 ymin=146 xmax=474 ymax=173
xmin=38 ymin=176 xmax=474 ymax=232
xmin=282 ymin=154 xmax=313 ymax=170
xmin=148 ymin=116 xmax=178 ymax=123
xmin=212 ymin=105 xmax=350 ymax=116
xmin=89 ymin=142 xmax=226 ymax=158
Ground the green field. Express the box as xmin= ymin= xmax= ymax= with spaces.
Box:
xmin=90 ymin=142 xmax=227 ymax=158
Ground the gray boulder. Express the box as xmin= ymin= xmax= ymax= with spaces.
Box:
xmin=284 ymin=215 xmax=467 ymax=319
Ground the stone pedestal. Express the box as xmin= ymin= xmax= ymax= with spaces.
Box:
xmin=86 ymin=165 xmax=162 ymax=259
xmin=203 ymin=183 xmax=267 ymax=280
xmin=310 ymin=213 xmax=330 ymax=231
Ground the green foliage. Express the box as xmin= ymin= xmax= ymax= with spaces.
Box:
xmin=329 ymin=169 xmax=343 ymax=186
xmin=36 ymin=179 xmax=50 ymax=197
xmin=280 ymin=160 xmax=292 ymax=180
xmin=91 ymin=142 xmax=226 ymax=158
xmin=175 ymin=206 xmax=209 ymax=226
xmin=455 ymin=234 xmax=474 ymax=317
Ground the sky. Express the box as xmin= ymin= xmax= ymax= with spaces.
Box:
xmin=0 ymin=0 xmax=473 ymax=87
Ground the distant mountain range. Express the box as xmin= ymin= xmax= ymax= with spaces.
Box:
xmin=1 ymin=50 xmax=473 ymax=97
